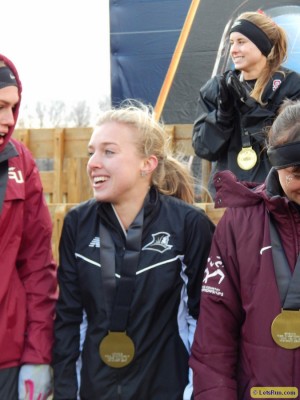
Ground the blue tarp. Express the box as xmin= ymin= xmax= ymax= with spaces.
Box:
xmin=110 ymin=0 xmax=192 ymax=107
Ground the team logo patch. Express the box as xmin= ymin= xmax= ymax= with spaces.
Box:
xmin=272 ymin=79 xmax=282 ymax=91
xmin=8 ymin=167 xmax=24 ymax=183
xmin=89 ymin=237 xmax=100 ymax=248
xmin=142 ymin=232 xmax=173 ymax=253
xmin=202 ymin=256 xmax=225 ymax=297
xmin=203 ymin=256 xmax=225 ymax=284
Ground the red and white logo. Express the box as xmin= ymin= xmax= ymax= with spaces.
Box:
xmin=273 ymin=79 xmax=282 ymax=91
xmin=8 ymin=167 xmax=24 ymax=183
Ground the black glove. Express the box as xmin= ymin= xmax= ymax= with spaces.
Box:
xmin=217 ymin=75 xmax=234 ymax=126
xmin=218 ymin=75 xmax=233 ymax=112
xmin=226 ymin=70 xmax=256 ymax=108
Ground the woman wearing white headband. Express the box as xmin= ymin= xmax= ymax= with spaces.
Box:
xmin=192 ymin=11 xmax=300 ymax=198
xmin=190 ymin=99 xmax=300 ymax=399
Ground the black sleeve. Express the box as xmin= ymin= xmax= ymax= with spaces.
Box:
xmin=183 ymin=208 xmax=215 ymax=320
xmin=53 ymin=211 xmax=82 ymax=400
xmin=192 ymin=76 xmax=235 ymax=162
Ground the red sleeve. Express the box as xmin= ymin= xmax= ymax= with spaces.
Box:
xmin=16 ymin=145 xmax=58 ymax=364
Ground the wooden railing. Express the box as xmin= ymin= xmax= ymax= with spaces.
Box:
xmin=47 ymin=203 xmax=77 ymax=262
xmin=13 ymin=128 xmax=93 ymax=203
xmin=13 ymin=126 xmax=219 ymax=262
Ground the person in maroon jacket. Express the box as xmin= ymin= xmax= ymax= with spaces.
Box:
xmin=0 ymin=54 xmax=57 ymax=399
xmin=190 ymin=99 xmax=300 ymax=400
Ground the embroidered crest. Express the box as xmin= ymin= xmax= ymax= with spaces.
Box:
xmin=142 ymin=232 xmax=173 ymax=253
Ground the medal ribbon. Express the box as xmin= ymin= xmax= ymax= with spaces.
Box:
xmin=269 ymin=217 xmax=300 ymax=309
xmin=99 ymin=206 xmax=144 ymax=331
xmin=99 ymin=222 xmax=116 ymax=321
xmin=241 ymin=129 xmax=251 ymax=148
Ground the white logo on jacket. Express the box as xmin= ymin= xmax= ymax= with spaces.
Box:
xmin=202 ymin=256 xmax=225 ymax=297
xmin=89 ymin=237 xmax=100 ymax=248
xmin=203 ymin=256 xmax=225 ymax=284
xmin=142 ymin=232 xmax=173 ymax=253
xmin=8 ymin=167 xmax=24 ymax=183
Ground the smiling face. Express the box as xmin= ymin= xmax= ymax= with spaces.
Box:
xmin=87 ymin=121 xmax=157 ymax=207
xmin=229 ymin=32 xmax=267 ymax=79
xmin=0 ymin=86 xmax=19 ymax=147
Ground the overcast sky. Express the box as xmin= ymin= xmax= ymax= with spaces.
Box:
xmin=1 ymin=0 xmax=110 ymax=111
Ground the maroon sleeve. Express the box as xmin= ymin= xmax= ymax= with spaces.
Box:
xmin=16 ymin=144 xmax=58 ymax=364
xmin=190 ymin=211 xmax=243 ymax=399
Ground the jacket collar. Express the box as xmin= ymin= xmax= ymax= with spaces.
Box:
xmin=0 ymin=141 xmax=18 ymax=163
xmin=97 ymin=186 xmax=160 ymax=239
xmin=214 ymin=168 xmax=298 ymax=217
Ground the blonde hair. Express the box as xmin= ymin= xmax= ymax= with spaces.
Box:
xmin=236 ymin=11 xmax=288 ymax=104
xmin=95 ymin=101 xmax=195 ymax=204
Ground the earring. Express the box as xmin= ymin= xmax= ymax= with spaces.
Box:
xmin=286 ymin=174 xmax=293 ymax=185
xmin=141 ymin=171 xmax=146 ymax=177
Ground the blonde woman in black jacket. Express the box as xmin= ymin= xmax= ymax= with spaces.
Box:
xmin=193 ymin=11 xmax=300 ymax=197
xmin=53 ymin=101 xmax=215 ymax=400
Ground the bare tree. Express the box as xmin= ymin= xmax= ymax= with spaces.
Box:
xmin=35 ymin=101 xmax=47 ymax=128
xmin=16 ymin=111 xmax=26 ymax=129
xmin=48 ymin=100 xmax=66 ymax=127
xmin=17 ymin=104 xmax=37 ymax=128
xmin=69 ymin=100 xmax=91 ymax=127
xmin=16 ymin=97 xmax=112 ymax=128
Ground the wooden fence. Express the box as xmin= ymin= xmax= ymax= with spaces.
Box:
xmin=13 ymin=126 xmax=222 ymax=262
xmin=13 ymin=127 xmax=93 ymax=203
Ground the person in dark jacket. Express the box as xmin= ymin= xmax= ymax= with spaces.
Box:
xmin=192 ymin=10 xmax=300 ymax=198
xmin=0 ymin=55 xmax=57 ymax=399
xmin=190 ymin=99 xmax=300 ymax=399
xmin=53 ymin=101 xmax=215 ymax=400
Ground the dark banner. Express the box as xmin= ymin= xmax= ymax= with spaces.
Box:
xmin=110 ymin=0 xmax=300 ymax=123
xmin=110 ymin=0 xmax=191 ymax=107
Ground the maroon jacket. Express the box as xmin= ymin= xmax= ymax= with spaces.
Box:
xmin=0 ymin=54 xmax=57 ymax=368
xmin=190 ymin=169 xmax=300 ymax=400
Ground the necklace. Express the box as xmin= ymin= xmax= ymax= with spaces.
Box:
xmin=239 ymin=72 xmax=256 ymax=92
xmin=244 ymin=79 xmax=256 ymax=91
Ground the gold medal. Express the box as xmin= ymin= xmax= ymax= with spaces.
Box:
xmin=271 ymin=310 xmax=300 ymax=349
xmin=99 ymin=331 xmax=135 ymax=368
xmin=237 ymin=147 xmax=257 ymax=170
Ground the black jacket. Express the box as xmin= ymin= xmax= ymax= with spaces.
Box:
xmin=53 ymin=187 xmax=215 ymax=400
xmin=192 ymin=67 xmax=300 ymax=196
